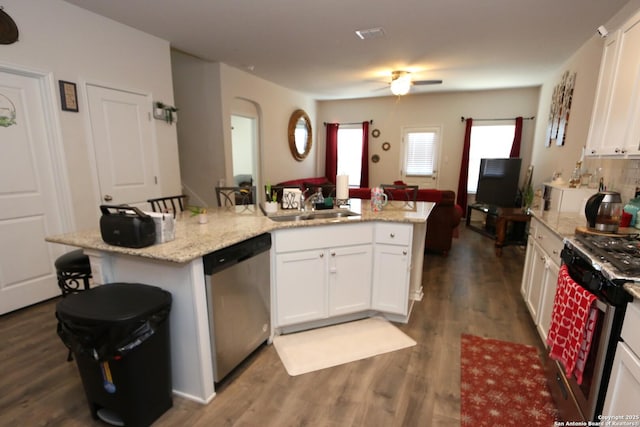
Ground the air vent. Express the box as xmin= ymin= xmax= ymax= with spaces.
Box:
xmin=355 ymin=27 xmax=385 ymax=40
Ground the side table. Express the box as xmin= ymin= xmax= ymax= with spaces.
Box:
xmin=494 ymin=207 xmax=530 ymax=256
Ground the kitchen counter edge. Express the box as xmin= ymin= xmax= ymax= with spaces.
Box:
xmin=46 ymin=202 xmax=434 ymax=264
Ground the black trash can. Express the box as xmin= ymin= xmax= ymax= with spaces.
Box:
xmin=56 ymin=283 xmax=172 ymax=427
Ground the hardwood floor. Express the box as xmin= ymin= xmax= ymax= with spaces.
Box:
xmin=0 ymin=226 xmax=543 ymax=426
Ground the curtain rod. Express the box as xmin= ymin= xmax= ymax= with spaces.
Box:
xmin=460 ymin=116 xmax=535 ymax=122
xmin=323 ymin=120 xmax=373 ymax=126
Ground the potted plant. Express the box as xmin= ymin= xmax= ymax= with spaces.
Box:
xmin=189 ymin=206 xmax=208 ymax=223
xmin=264 ymin=185 xmax=278 ymax=213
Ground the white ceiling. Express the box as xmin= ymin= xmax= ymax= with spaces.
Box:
xmin=64 ymin=0 xmax=629 ymax=100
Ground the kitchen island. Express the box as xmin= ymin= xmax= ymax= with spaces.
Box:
xmin=46 ymin=200 xmax=433 ymax=404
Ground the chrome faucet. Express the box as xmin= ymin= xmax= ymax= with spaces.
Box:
xmin=299 ymin=189 xmax=309 ymax=211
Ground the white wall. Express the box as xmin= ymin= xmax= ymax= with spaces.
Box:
xmin=530 ymin=34 xmax=603 ymax=188
xmin=317 ymin=88 xmax=540 ymax=191
xmin=172 ymin=55 xmax=318 ymax=207
xmin=1 ymin=0 xmax=181 ymax=230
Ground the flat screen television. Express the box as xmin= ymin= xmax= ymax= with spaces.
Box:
xmin=475 ymin=158 xmax=522 ymax=207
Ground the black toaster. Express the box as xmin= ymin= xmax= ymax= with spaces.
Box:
xmin=99 ymin=205 xmax=156 ymax=248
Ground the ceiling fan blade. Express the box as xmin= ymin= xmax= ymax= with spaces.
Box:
xmin=413 ymin=79 xmax=443 ymax=85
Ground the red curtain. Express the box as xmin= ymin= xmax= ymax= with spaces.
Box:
xmin=360 ymin=121 xmax=370 ymax=187
xmin=325 ymin=123 xmax=339 ymax=183
xmin=509 ymin=116 xmax=523 ymax=157
xmin=456 ymin=118 xmax=473 ymax=215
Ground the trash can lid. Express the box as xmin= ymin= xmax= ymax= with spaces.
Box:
xmin=56 ymin=283 xmax=171 ymax=324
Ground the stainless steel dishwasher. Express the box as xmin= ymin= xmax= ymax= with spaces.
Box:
xmin=203 ymin=233 xmax=271 ymax=382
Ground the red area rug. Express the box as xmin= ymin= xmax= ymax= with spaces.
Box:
xmin=460 ymin=334 xmax=559 ymax=426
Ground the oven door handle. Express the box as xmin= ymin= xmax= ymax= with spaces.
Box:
xmin=555 ymin=373 xmax=569 ymax=400
xmin=595 ymin=298 xmax=608 ymax=313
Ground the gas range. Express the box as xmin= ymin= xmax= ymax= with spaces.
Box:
xmin=569 ymin=233 xmax=640 ymax=283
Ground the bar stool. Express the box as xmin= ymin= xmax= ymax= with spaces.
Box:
xmin=55 ymin=249 xmax=92 ymax=360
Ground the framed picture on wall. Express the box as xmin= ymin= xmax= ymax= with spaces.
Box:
xmin=59 ymin=80 xmax=78 ymax=112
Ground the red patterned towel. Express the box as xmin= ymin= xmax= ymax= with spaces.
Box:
xmin=546 ymin=264 xmax=598 ymax=385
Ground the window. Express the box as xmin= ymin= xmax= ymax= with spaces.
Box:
xmin=337 ymin=127 xmax=363 ymax=186
xmin=402 ymin=127 xmax=440 ymax=183
xmin=467 ymin=124 xmax=515 ymax=193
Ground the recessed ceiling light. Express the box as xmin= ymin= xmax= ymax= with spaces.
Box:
xmin=355 ymin=27 xmax=385 ymax=40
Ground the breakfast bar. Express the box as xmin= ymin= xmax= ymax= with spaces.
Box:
xmin=46 ymin=200 xmax=433 ymax=404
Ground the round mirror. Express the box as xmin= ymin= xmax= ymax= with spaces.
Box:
xmin=288 ymin=109 xmax=312 ymax=161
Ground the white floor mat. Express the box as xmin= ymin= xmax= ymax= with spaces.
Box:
xmin=273 ymin=317 xmax=416 ymax=376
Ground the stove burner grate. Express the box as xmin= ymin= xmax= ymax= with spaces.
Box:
xmin=575 ymin=234 xmax=640 ymax=275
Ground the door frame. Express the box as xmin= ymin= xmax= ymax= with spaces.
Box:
xmin=0 ymin=62 xmax=75 ymax=234
xmin=80 ymin=80 xmax=159 ymax=210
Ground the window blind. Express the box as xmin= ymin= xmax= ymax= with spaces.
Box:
xmin=405 ymin=131 xmax=436 ymax=176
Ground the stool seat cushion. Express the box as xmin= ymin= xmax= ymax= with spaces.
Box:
xmin=55 ymin=249 xmax=91 ymax=274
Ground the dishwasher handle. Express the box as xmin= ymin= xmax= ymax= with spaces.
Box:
xmin=203 ymin=233 xmax=271 ymax=275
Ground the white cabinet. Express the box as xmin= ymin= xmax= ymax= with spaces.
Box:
xmin=273 ymin=223 xmax=372 ymax=327
xmin=587 ymin=29 xmax=621 ymax=155
xmin=525 ymin=242 xmax=547 ymax=320
xmin=587 ymin=10 xmax=640 ymax=157
xmin=273 ymin=222 xmax=413 ymax=329
xmin=603 ymin=300 xmax=640 ymax=415
xmin=537 ymin=260 xmax=559 ymax=342
xmin=520 ymin=217 xmax=563 ymax=342
xmin=328 ymin=244 xmax=372 ymax=317
xmin=372 ymin=223 xmax=412 ymax=315
xmin=542 ymin=183 xmax=596 ymax=214
xmin=275 ymin=249 xmax=327 ymax=326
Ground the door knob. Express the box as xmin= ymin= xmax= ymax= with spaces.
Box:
xmin=103 ymin=194 xmax=113 ymax=202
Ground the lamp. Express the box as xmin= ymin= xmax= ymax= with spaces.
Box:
xmin=390 ymin=71 xmax=412 ymax=96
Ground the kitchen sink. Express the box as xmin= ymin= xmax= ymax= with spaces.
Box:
xmin=268 ymin=210 xmax=359 ymax=222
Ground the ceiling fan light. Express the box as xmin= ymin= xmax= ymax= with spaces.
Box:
xmin=390 ymin=74 xmax=411 ymax=96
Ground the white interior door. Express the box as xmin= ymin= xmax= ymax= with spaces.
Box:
xmin=86 ymin=84 xmax=158 ymax=205
xmin=0 ymin=71 xmax=64 ymax=314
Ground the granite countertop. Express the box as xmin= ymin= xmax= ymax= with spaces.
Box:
xmin=531 ymin=210 xmax=640 ymax=299
xmin=46 ymin=199 xmax=434 ymax=264
xmin=530 ymin=210 xmax=585 ymax=238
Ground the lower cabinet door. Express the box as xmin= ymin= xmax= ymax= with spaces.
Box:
xmin=275 ymin=249 xmax=327 ymax=326
xmin=603 ymin=342 xmax=640 ymax=416
xmin=537 ymin=260 xmax=559 ymax=343
xmin=371 ymin=244 xmax=409 ymax=315
xmin=328 ymin=244 xmax=372 ymax=317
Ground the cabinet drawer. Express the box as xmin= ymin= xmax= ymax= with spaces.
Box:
xmin=622 ymin=301 xmax=640 ymax=356
xmin=374 ymin=222 xmax=412 ymax=246
xmin=274 ymin=223 xmax=372 ymax=253
xmin=534 ymin=222 xmax=563 ymax=261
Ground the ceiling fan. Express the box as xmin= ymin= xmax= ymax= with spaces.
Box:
xmin=388 ymin=70 xmax=442 ymax=96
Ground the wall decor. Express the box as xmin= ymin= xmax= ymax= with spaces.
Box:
xmin=0 ymin=7 xmax=19 ymax=45
xmin=0 ymin=93 xmax=17 ymax=127
xmin=288 ymin=109 xmax=312 ymax=161
xmin=545 ymin=71 xmax=576 ymax=147
xmin=153 ymin=101 xmax=178 ymax=124
xmin=371 ymin=129 xmax=380 ymax=138
xmin=59 ymin=80 xmax=78 ymax=112
xmin=382 ymin=142 xmax=391 ymax=151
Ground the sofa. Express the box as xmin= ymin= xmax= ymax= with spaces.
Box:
xmin=275 ymin=177 xmax=463 ymax=255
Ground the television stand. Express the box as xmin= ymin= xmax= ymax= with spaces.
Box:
xmin=466 ymin=203 xmax=530 ymax=256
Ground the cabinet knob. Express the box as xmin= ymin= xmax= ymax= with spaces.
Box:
xmin=402 ymin=250 xmax=407 ymax=255
xmin=615 ymin=148 xmax=621 ymax=153
xmin=591 ymin=149 xmax=597 ymax=154
xmin=331 ymin=251 xmax=336 ymax=257
xmin=389 ymin=233 xmax=395 ymax=238
xmin=319 ymin=253 xmax=324 ymax=258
